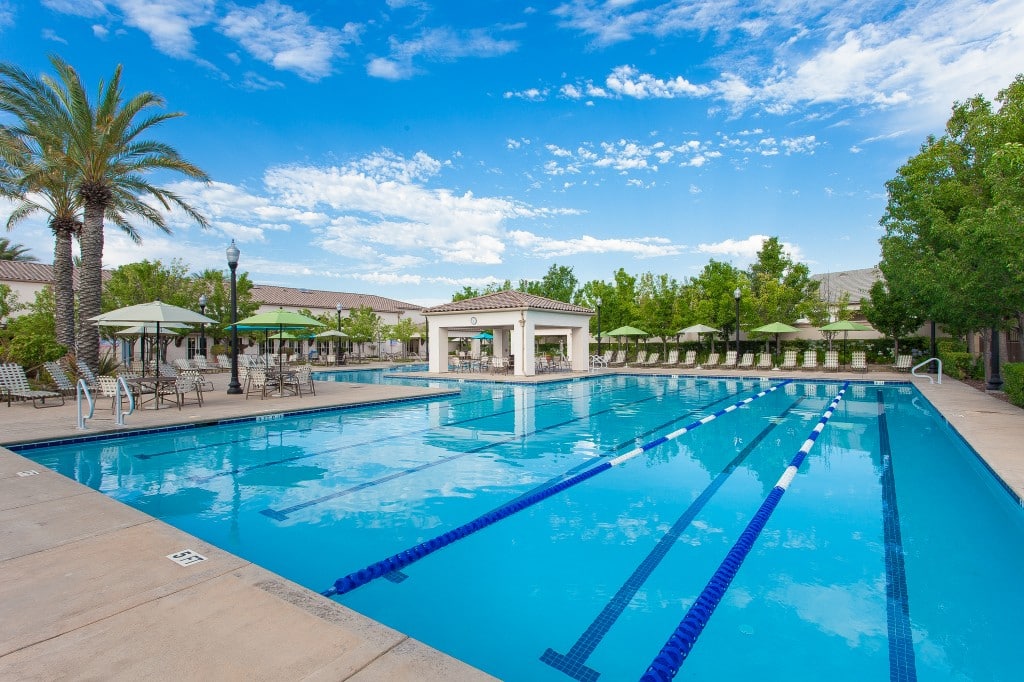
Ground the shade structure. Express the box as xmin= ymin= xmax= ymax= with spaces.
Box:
xmin=750 ymin=322 xmax=800 ymax=355
xmin=91 ymin=301 xmax=217 ymax=377
xmin=316 ymin=329 xmax=349 ymax=358
xmin=228 ymin=309 xmax=324 ymax=375
xmin=604 ymin=325 xmax=649 ymax=337
xmin=678 ymin=323 xmax=721 ymax=353
xmin=819 ymin=320 xmax=874 ymax=356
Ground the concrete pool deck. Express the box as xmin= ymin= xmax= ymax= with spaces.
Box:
xmin=1 ymin=364 xmax=1021 ymax=680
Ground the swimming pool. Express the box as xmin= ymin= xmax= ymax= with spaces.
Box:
xmin=16 ymin=371 xmax=1024 ymax=680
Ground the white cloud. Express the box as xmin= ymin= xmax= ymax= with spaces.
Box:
xmin=115 ymin=0 xmax=216 ymax=59
xmin=696 ymin=234 xmax=805 ymax=264
xmin=509 ymin=230 xmax=684 ymax=258
xmin=605 ymin=65 xmax=711 ymax=99
xmin=41 ymin=0 xmax=106 ymax=18
xmin=42 ymin=28 xmax=68 ymax=43
xmin=218 ymin=1 xmax=358 ymax=81
xmin=0 ymin=2 xmax=14 ymax=31
xmin=91 ymin=24 xmax=108 ymax=38
xmin=368 ymin=26 xmax=518 ymax=80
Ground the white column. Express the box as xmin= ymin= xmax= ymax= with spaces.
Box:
xmin=428 ymin=321 xmax=447 ymax=373
xmin=570 ymin=325 xmax=590 ymax=371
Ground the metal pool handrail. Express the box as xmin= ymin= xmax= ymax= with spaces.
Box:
xmin=911 ymin=357 xmax=942 ymax=384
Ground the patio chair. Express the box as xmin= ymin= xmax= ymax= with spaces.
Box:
xmin=217 ymin=354 xmax=232 ymax=369
xmin=601 ymin=350 xmax=613 ymax=364
xmin=43 ymin=361 xmax=77 ymax=395
xmin=738 ymin=352 xmax=755 ymax=369
xmin=851 ymin=351 xmax=868 ymax=372
xmin=181 ymin=369 xmax=215 ymax=396
xmin=97 ymin=375 xmax=126 ymax=413
xmin=823 ymin=350 xmax=840 ymax=371
xmin=756 ymin=353 xmax=773 ymax=370
xmin=0 ymin=363 xmax=64 ymax=407
xmin=635 ymin=350 xmax=648 ymax=366
xmin=295 ymin=365 xmax=315 ymax=395
xmin=661 ymin=349 xmax=679 ymax=367
xmin=172 ymin=374 xmax=204 ymax=409
xmin=680 ymin=350 xmax=697 ymax=368
xmin=720 ymin=350 xmax=738 ymax=368
xmin=703 ymin=352 xmax=720 ymax=368
xmin=801 ymin=350 xmax=818 ymax=370
xmin=244 ymin=367 xmax=278 ymax=400
xmin=609 ymin=350 xmax=627 ymax=366
xmin=893 ymin=354 xmax=912 ymax=372
xmin=174 ymin=358 xmax=194 ymax=372
xmin=643 ymin=352 xmax=660 ymax=366
xmin=778 ymin=350 xmax=798 ymax=371
xmin=75 ymin=358 xmax=100 ymax=388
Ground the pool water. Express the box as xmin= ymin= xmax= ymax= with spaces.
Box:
xmin=18 ymin=372 xmax=1024 ymax=681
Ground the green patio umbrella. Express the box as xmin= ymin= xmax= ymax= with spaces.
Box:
xmin=750 ymin=322 xmax=800 ymax=355
xmin=819 ymin=320 xmax=874 ymax=357
xmin=678 ymin=324 xmax=721 ymax=353
xmin=604 ymin=325 xmax=649 ymax=357
xmin=92 ymin=300 xmax=217 ymax=377
xmin=228 ymin=309 xmax=324 ymax=375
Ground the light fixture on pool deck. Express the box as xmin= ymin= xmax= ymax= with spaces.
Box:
xmin=734 ymin=287 xmax=741 ymax=354
xmin=226 ymin=240 xmax=242 ymax=395
xmin=595 ymin=296 xmax=602 ymax=357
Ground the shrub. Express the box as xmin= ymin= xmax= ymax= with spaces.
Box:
xmin=1003 ymin=363 xmax=1024 ymax=407
xmin=941 ymin=352 xmax=982 ymax=380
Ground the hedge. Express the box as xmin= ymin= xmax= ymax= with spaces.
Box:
xmin=1003 ymin=363 xmax=1024 ymax=408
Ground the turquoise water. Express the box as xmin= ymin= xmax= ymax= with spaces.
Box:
xmin=18 ymin=371 xmax=1024 ymax=681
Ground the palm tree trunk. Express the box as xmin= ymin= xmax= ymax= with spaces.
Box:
xmin=51 ymin=222 xmax=76 ymax=352
xmin=76 ymin=203 xmax=104 ymax=371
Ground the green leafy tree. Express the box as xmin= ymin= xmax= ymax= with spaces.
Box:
xmin=636 ymin=272 xmax=681 ymax=356
xmin=451 ymin=280 xmax=513 ymax=301
xmin=390 ymin=316 xmax=419 ymax=358
xmin=748 ymin=236 xmax=820 ymax=325
xmin=0 ymin=287 xmax=65 ymax=370
xmin=520 ymin=264 xmax=577 ymax=302
xmin=0 ymin=282 xmax=17 ymax=321
xmin=880 ymin=74 xmax=1024 ymax=366
xmin=861 ymin=280 xmax=923 ymax=357
xmin=689 ymin=260 xmax=747 ymax=348
xmin=0 ymin=56 xmax=210 ymax=372
xmin=344 ymin=305 xmax=382 ymax=359
xmin=194 ymin=268 xmax=258 ymax=347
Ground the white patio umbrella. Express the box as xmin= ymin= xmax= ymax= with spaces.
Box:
xmin=116 ymin=324 xmax=184 ymax=369
xmin=678 ymin=324 xmax=721 ymax=353
xmin=92 ymin=301 xmax=217 ymax=377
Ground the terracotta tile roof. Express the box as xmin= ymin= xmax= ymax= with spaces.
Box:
xmin=249 ymin=284 xmax=421 ymax=314
xmin=423 ymin=290 xmax=594 ymax=315
xmin=0 ymin=260 xmax=110 ymax=286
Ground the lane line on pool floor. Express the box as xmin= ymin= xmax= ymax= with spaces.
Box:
xmin=876 ymin=389 xmax=919 ymax=682
xmin=540 ymin=394 xmax=808 ymax=682
xmin=640 ymin=382 xmax=849 ymax=681
xmin=260 ymin=379 xmax=748 ymax=520
xmin=320 ymin=380 xmax=792 ymax=598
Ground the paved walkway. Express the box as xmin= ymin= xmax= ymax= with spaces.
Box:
xmin=1 ymin=364 xmax=1021 ymax=680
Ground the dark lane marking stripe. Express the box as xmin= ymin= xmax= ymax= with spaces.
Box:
xmin=876 ymin=389 xmax=918 ymax=682
xmin=541 ymin=396 xmax=805 ymax=681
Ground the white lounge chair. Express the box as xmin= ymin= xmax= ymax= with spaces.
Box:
xmin=643 ymin=352 xmax=660 ymax=366
xmin=824 ymin=350 xmax=840 ymax=371
xmin=851 ymin=351 xmax=868 ymax=372
xmin=801 ymin=350 xmax=818 ymax=370
xmin=0 ymin=363 xmax=64 ymax=407
xmin=778 ymin=350 xmax=798 ymax=371
xmin=703 ymin=352 xmax=720 ymax=368
xmin=720 ymin=350 xmax=738 ymax=368
xmin=737 ymin=352 xmax=755 ymax=369
xmin=680 ymin=350 xmax=697 ymax=368
xmin=661 ymin=349 xmax=679 ymax=367
xmin=893 ymin=354 xmax=912 ymax=372
xmin=756 ymin=353 xmax=773 ymax=370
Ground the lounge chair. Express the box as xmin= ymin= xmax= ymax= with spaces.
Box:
xmin=635 ymin=350 xmax=647 ymax=366
xmin=893 ymin=354 xmax=912 ymax=372
xmin=680 ymin=350 xmax=697 ymax=368
xmin=778 ymin=350 xmax=798 ymax=371
xmin=720 ymin=350 xmax=738 ymax=368
xmin=609 ymin=350 xmax=627 ymax=366
xmin=823 ymin=350 xmax=840 ymax=371
xmin=0 ymin=363 xmax=64 ymax=407
xmin=174 ymin=358 xmax=194 ymax=372
xmin=75 ymin=358 xmax=100 ymax=388
xmin=193 ymin=355 xmax=221 ymax=373
xmin=801 ymin=350 xmax=818 ymax=370
xmin=756 ymin=353 xmax=773 ymax=370
xmin=43 ymin=361 xmax=77 ymax=395
xmin=850 ymin=351 xmax=868 ymax=372
xmin=643 ymin=352 xmax=660 ymax=366
xmin=661 ymin=349 xmax=679 ymax=367
xmin=601 ymin=350 xmax=613 ymax=365
xmin=737 ymin=352 xmax=755 ymax=369
xmin=703 ymin=352 xmax=720 ymax=368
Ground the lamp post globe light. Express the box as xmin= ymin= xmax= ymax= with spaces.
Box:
xmin=198 ymin=294 xmax=208 ymax=359
xmin=226 ymin=240 xmax=242 ymax=394
xmin=595 ymin=296 xmax=602 ymax=357
xmin=734 ymin=287 xmax=741 ymax=354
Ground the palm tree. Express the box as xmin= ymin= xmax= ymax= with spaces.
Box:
xmin=0 ymin=55 xmax=210 ymax=370
xmin=0 ymin=236 xmax=38 ymax=261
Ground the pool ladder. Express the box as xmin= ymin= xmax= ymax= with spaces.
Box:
xmin=76 ymin=376 xmax=135 ymax=430
xmin=911 ymin=357 xmax=942 ymax=384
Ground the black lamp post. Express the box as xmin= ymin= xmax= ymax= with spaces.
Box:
xmin=596 ymin=296 xmax=602 ymax=357
xmin=734 ymin=287 xmax=741 ymax=354
xmin=987 ymin=325 xmax=1003 ymax=390
xmin=198 ymin=294 xmax=207 ymax=359
xmin=226 ymin=240 xmax=242 ymax=394
xmin=336 ymin=302 xmax=344 ymax=362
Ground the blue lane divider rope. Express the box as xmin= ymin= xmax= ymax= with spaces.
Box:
xmin=321 ymin=379 xmax=792 ymax=599
xmin=640 ymin=382 xmax=850 ymax=681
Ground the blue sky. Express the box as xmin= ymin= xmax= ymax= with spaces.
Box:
xmin=1 ymin=1 xmax=1021 ymax=306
